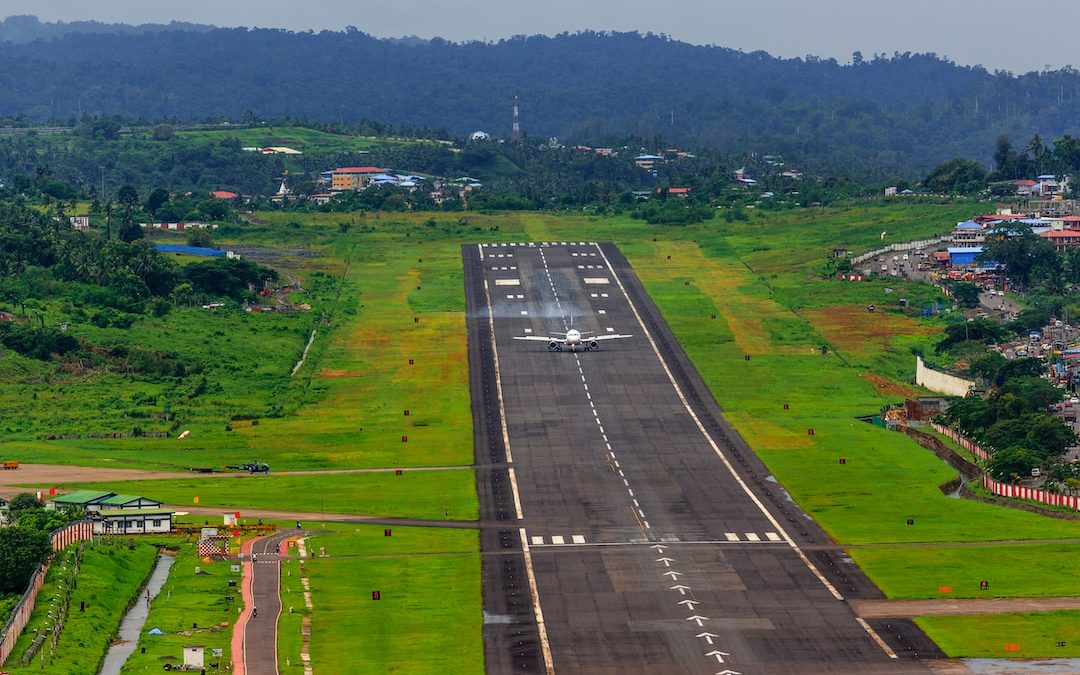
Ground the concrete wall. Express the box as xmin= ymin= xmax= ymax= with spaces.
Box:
xmin=850 ymin=234 xmax=952 ymax=265
xmin=915 ymin=356 xmax=976 ymax=397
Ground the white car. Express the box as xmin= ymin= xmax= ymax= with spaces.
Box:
xmin=902 ymin=254 xmax=909 ymax=260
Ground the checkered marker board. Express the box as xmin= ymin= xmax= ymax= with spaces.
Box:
xmin=198 ymin=535 xmax=231 ymax=557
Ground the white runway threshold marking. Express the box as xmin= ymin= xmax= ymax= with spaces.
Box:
xmin=592 ymin=242 xmax=899 ymax=663
xmin=583 ymin=277 xmax=610 ymax=284
xmin=495 ymin=278 xmax=520 ymax=286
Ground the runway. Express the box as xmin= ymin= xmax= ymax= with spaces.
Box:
xmin=464 ymin=242 xmax=940 ymax=674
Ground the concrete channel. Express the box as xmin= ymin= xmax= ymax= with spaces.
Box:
xmin=98 ymin=552 xmax=176 ymax=675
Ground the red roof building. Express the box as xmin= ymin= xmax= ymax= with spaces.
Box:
xmin=210 ymin=191 xmax=240 ymax=200
xmin=1039 ymin=229 xmax=1080 ymax=251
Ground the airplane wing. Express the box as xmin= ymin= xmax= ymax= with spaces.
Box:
xmin=513 ymin=336 xmax=565 ymax=343
xmin=590 ymin=334 xmax=633 ymax=341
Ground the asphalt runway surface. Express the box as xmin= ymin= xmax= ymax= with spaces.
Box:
xmin=464 ymin=241 xmax=942 ymax=674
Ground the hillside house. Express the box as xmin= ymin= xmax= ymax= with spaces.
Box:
xmin=635 ymin=154 xmax=661 ymax=171
xmin=320 ymin=166 xmax=386 ymax=192
xmin=1039 ymin=229 xmax=1080 ymax=251
xmin=1036 ymin=174 xmax=1070 ymax=197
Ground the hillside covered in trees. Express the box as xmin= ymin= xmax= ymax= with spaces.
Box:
xmin=1 ymin=20 xmax=1080 ymax=177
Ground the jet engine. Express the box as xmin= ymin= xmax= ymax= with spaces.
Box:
xmin=587 ymin=339 xmax=600 ymax=351
xmin=548 ymin=340 xmax=561 ymax=351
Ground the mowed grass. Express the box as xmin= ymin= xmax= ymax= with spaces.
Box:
xmin=279 ymin=524 xmax=481 ymax=675
xmin=68 ymin=470 xmax=479 ymax=521
xmin=4 ymin=540 xmax=159 ymax=675
xmin=120 ymin=540 xmax=238 ymax=674
xmin=849 ymin=544 xmax=1080 ymax=599
xmin=235 ymin=237 xmax=473 ymax=469
xmin=916 ymin=612 xmax=1080 ymax=658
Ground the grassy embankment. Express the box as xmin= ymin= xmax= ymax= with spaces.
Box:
xmin=3 ymin=540 xmax=158 ymax=675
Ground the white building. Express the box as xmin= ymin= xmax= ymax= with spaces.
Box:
xmin=93 ymin=508 xmax=174 ymax=535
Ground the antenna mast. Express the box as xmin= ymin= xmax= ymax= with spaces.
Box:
xmin=512 ymin=95 xmax=521 ymax=142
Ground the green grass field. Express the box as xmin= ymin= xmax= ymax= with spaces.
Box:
xmin=3 ymin=540 xmax=159 ymax=675
xmin=279 ymin=524 xmax=482 ymax=674
xmin=849 ymin=543 xmax=1080 ymax=599
xmin=916 ymin=611 xmax=1080 ymax=658
xmin=67 ymin=470 xmax=479 ymax=521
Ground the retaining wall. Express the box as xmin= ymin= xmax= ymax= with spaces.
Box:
xmin=850 ymin=234 xmax=952 ymax=265
xmin=916 ymin=357 xmax=977 ymax=397
xmin=0 ymin=521 xmax=95 ymax=666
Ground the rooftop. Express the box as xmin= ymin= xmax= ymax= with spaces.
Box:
xmin=99 ymin=494 xmax=161 ymax=506
xmin=52 ymin=490 xmax=114 ymax=504
xmin=332 ymin=166 xmax=384 ymax=174
xmin=97 ymin=508 xmax=174 ymax=517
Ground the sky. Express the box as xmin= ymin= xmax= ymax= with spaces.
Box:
xmin=1 ymin=0 xmax=1077 ymax=74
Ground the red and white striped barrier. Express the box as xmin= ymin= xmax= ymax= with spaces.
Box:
xmin=931 ymin=423 xmax=990 ymax=461
xmin=50 ymin=520 xmax=93 ymax=551
xmin=983 ymin=475 xmax=1080 ymax=511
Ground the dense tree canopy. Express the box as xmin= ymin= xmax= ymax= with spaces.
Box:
xmin=3 ymin=26 xmax=1080 ymax=176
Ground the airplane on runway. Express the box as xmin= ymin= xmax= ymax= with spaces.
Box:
xmin=514 ymin=327 xmax=632 ymax=352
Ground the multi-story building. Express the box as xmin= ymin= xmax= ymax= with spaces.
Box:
xmin=320 ymin=166 xmax=386 ymax=192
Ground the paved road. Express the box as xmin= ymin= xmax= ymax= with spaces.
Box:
xmin=243 ymin=529 xmax=299 ymax=675
xmin=465 ymin=242 xmax=939 ymax=674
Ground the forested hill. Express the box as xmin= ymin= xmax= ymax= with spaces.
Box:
xmin=3 ymin=23 xmax=1080 ymax=177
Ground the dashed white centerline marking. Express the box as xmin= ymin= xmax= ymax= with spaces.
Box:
xmin=531 ymin=536 xmax=544 ymax=545
xmin=745 ymin=532 xmax=761 ymax=542
xmin=725 ymin=533 xmax=740 ymax=542
xmin=572 ymin=535 xmax=586 ymax=544
xmin=766 ymin=532 xmax=782 ymax=542
xmin=551 ymin=535 xmax=565 ymax=545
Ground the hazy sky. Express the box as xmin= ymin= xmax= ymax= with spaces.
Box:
xmin=1 ymin=0 xmax=1076 ymax=74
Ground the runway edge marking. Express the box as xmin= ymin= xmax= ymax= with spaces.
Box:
xmin=593 ymin=243 xmax=900 ymax=659
xmin=480 ymin=246 xmax=556 ymax=674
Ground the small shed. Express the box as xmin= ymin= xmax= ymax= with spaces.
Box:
xmin=183 ymin=645 xmax=205 ymax=669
